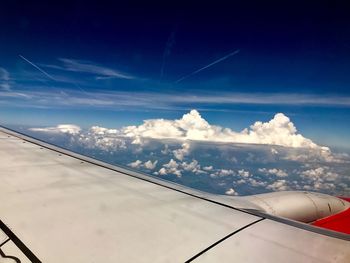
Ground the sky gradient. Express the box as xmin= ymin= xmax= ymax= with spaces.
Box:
xmin=1 ymin=1 xmax=350 ymax=149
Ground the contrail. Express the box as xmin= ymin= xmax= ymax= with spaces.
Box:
xmin=175 ymin=49 xmax=240 ymax=83
xmin=19 ymin=55 xmax=56 ymax=81
xmin=19 ymin=54 xmax=88 ymax=94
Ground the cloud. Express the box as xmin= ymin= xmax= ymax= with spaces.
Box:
xmin=225 ymin=188 xmax=238 ymax=196
xmin=247 ymin=113 xmax=324 ymax=149
xmin=258 ymin=168 xmax=288 ymax=177
xmin=282 ymin=148 xmax=348 ymax=164
xmin=266 ymin=180 xmax=288 ymax=191
xmin=31 ymin=109 xmax=348 ymax=176
xmin=173 ymin=142 xmax=191 ymax=160
xmin=219 ymin=169 xmax=235 ymax=176
xmin=296 ymin=166 xmax=344 ymax=191
xmin=77 ymin=126 xmax=126 ymax=151
xmin=157 ymin=167 xmax=168 ymax=176
xmin=163 ymin=159 xmax=179 ymax=169
xmin=310 ymin=182 xmax=336 ymax=191
xmin=154 ymin=158 xmax=205 ymax=177
xmin=0 ymin=67 xmax=11 ymax=90
xmin=232 ymin=169 xmax=269 ymax=189
xmin=29 ymin=124 xmax=81 ymax=135
xmin=0 ymin=91 xmax=31 ymax=99
xmin=203 ymin=166 xmax=213 ymax=171
xmin=181 ymin=159 xmax=204 ymax=174
xmin=161 ymin=144 xmax=171 ymax=155
xmin=143 ymin=160 xmax=158 ymax=170
xmin=128 ymin=159 xmax=158 ymax=170
xmin=210 ymin=169 xmax=235 ymax=178
xmin=122 ymin=110 xmax=327 ymax=150
xmin=232 ymin=171 xmax=268 ymax=189
xmin=27 ymin=120 xmax=350 ymax=196
xmin=248 ymin=178 xmax=267 ymax=187
xmin=271 ymin=148 xmax=278 ymax=155
xmin=128 ymin=160 xmax=142 ymax=168
xmin=89 ymin=126 xmax=119 ymax=135
xmin=55 ymin=58 xmax=134 ymax=80
xmin=300 ymin=167 xmax=338 ymax=182
xmin=157 ymin=159 xmax=182 ymax=177
xmin=238 ymin=169 xmax=251 ymax=178
xmin=31 ymin=123 xmax=150 ymax=154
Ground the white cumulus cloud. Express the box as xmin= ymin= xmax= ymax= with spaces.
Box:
xmin=30 ymin=110 xmax=328 ymax=151
xmin=128 ymin=160 xmax=142 ymax=169
xmin=266 ymin=180 xmax=288 ymax=191
xmin=203 ymin=166 xmax=213 ymax=171
xmin=225 ymin=188 xmax=238 ymax=196
xmin=238 ymin=169 xmax=251 ymax=178
xmin=155 ymin=158 xmax=206 ymax=177
xmin=78 ymin=127 xmax=126 ymax=151
xmin=258 ymin=168 xmax=288 ymax=177
xmin=173 ymin=142 xmax=191 ymax=161
xmin=144 ymin=160 xmax=158 ymax=170
xmin=128 ymin=160 xmax=158 ymax=170
xmin=300 ymin=167 xmax=338 ymax=182
xmin=210 ymin=169 xmax=235 ymax=178
xmin=121 ymin=110 xmax=327 ymax=150
xmin=181 ymin=159 xmax=204 ymax=174
xmin=89 ymin=126 xmax=118 ymax=135
xmin=248 ymin=178 xmax=267 ymax=187
xmin=271 ymin=148 xmax=278 ymax=155
xmin=158 ymin=159 xmax=182 ymax=177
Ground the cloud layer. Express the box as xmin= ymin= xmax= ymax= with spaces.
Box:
xmin=26 ymin=116 xmax=350 ymax=196
xmin=30 ymin=110 xmax=327 ymax=150
xmin=27 ymin=110 xmax=350 ymax=196
xmin=122 ymin=110 xmax=326 ymax=150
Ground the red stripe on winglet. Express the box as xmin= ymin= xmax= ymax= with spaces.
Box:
xmin=312 ymin=206 xmax=350 ymax=235
xmin=338 ymin=196 xmax=350 ymax=202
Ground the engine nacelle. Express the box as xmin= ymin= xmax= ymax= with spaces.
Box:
xmin=241 ymin=191 xmax=350 ymax=223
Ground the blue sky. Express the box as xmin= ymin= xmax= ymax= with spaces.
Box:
xmin=1 ymin=1 xmax=350 ymax=149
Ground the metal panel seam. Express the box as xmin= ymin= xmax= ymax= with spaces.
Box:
xmin=185 ymin=218 xmax=265 ymax=262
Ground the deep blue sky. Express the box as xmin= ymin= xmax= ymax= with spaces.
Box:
xmin=1 ymin=1 xmax=350 ymax=148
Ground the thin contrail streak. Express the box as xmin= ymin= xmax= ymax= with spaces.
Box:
xmin=175 ymin=49 xmax=240 ymax=83
xmin=19 ymin=54 xmax=88 ymax=94
xmin=19 ymin=55 xmax=56 ymax=81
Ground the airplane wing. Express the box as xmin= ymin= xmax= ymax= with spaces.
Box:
xmin=0 ymin=127 xmax=349 ymax=262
